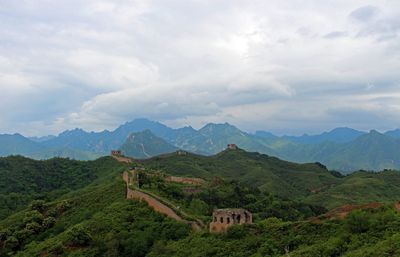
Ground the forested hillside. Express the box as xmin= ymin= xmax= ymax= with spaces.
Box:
xmin=0 ymin=156 xmax=127 ymax=219
xmin=143 ymin=149 xmax=400 ymax=209
xmin=1 ymin=152 xmax=400 ymax=256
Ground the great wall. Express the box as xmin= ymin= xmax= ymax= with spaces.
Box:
xmin=123 ymin=171 xmax=182 ymax=221
xmin=115 ymin=146 xmax=253 ymax=233
xmin=122 ymin=169 xmax=203 ymax=231
xmin=114 ymin=149 xmax=400 ymax=234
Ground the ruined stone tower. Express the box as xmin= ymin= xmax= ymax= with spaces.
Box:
xmin=111 ymin=150 xmax=122 ymax=156
xmin=209 ymin=208 xmax=252 ymax=233
xmin=227 ymin=144 xmax=238 ymax=150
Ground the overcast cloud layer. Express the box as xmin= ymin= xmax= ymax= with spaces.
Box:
xmin=1 ymin=0 xmax=400 ymax=136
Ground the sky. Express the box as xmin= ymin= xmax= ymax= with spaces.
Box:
xmin=1 ymin=0 xmax=400 ymax=136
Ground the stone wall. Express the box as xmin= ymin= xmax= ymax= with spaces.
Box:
xmin=165 ymin=176 xmax=205 ymax=185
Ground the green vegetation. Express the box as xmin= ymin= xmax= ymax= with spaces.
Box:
xmin=147 ymin=206 xmax=400 ymax=257
xmin=0 ymin=156 xmax=127 ymax=219
xmin=135 ymin=170 xmax=326 ymax=223
xmin=143 ymin=149 xmax=400 ymax=209
xmin=0 ymin=178 xmax=190 ymax=257
xmin=144 ymin=149 xmax=338 ymax=199
xmin=2 ymin=151 xmax=400 ymax=256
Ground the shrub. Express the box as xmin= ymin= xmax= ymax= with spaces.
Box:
xmin=65 ymin=225 xmax=92 ymax=246
xmin=25 ymin=222 xmax=42 ymax=233
xmin=4 ymin=236 xmax=19 ymax=250
xmin=23 ymin=210 xmax=44 ymax=225
xmin=29 ymin=200 xmax=46 ymax=213
xmin=48 ymin=242 xmax=64 ymax=255
xmin=43 ymin=217 xmax=57 ymax=229
xmin=345 ymin=210 xmax=371 ymax=233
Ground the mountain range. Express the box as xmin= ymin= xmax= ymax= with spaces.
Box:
xmin=1 ymin=118 xmax=400 ymax=173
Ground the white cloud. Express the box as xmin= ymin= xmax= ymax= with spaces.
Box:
xmin=0 ymin=0 xmax=400 ymax=135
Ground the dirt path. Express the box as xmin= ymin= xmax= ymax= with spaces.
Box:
xmin=123 ymin=171 xmax=203 ymax=231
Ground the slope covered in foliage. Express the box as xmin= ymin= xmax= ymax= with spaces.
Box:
xmin=1 ymin=154 xmax=400 ymax=256
xmin=143 ymin=149 xmax=400 ymax=209
xmin=147 ymin=206 xmax=400 ymax=257
xmin=143 ymin=149 xmax=340 ymax=199
xmin=0 ymin=156 xmax=127 ymax=219
xmin=0 ymin=174 xmax=190 ymax=257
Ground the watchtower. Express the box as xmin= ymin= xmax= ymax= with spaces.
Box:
xmin=227 ymin=144 xmax=238 ymax=150
xmin=111 ymin=150 xmax=122 ymax=156
xmin=209 ymin=208 xmax=252 ymax=233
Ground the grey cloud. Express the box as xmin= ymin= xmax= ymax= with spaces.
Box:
xmin=0 ymin=0 xmax=400 ymax=135
xmin=347 ymin=5 xmax=400 ymax=40
xmin=349 ymin=5 xmax=380 ymax=22
xmin=323 ymin=31 xmax=348 ymax=39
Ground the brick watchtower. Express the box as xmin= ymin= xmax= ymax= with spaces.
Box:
xmin=209 ymin=208 xmax=252 ymax=233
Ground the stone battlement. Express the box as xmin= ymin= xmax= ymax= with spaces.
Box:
xmin=209 ymin=208 xmax=252 ymax=233
xmin=227 ymin=144 xmax=238 ymax=150
xmin=111 ymin=150 xmax=122 ymax=156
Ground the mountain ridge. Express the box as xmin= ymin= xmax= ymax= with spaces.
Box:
xmin=1 ymin=118 xmax=400 ymax=172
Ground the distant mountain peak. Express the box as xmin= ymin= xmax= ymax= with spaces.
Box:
xmin=58 ymin=128 xmax=86 ymax=137
xmin=283 ymin=127 xmax=365 ymax=144
xmin=120 ymin=129 xmax=177 ymax=159
xmin=200 ymin=122 xmax=238 ymax=131
xmin=369 ymin=129 xmax=383 ymax=135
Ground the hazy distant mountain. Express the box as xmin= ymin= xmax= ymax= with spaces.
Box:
xmin=272 ymin=130 xmax=400 ymax=173
xmin=323 ymin=130 xmax=400 ymax=172
xmin=193 ymin=123 xmax=275 ymax=155
xmin=0 ymin=133 xmax=100 ymax=160
xmin=0 ymin=134 xmax=43 ymax=156
xmin=385 ymin=129 xmax=400 ymax=139
xmin=41 ymin=118 xmax=177 ymax=154
xmin=283 ymin=127 xmax=366 ymax=144
xmin=1 ymin=118 xmax=400 ymax=172
xmin=254 ymin=131 xmax=278 ymax=139
xmin=41 ymin=128 xmax=112 ymax=153
xmin=120 ymin=130 xmax=178 ymax=158
xmin=112 ymin=118 xmax=175 ymax=141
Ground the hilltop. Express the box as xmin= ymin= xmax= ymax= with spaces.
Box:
xmin=143 ymin=148 xmax=400 ymax=209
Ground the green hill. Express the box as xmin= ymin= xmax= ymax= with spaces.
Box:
xmin=143 ymin=148 xmax=339 ymax=200
xmin=0 ymin=156 xmax=126 ymax=220
xmin=0 ymin=164 xmax=189 ymax=257
xmin=143 ymin=148 xmax=400 ymax=209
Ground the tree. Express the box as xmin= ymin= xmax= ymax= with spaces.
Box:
xmin=65 ymin=225 xmax=92 ymax=246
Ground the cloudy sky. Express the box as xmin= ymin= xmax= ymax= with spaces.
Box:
xmin=1 ymin=0 xmax=400 ymax=136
